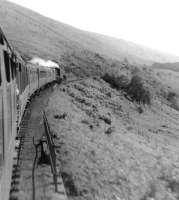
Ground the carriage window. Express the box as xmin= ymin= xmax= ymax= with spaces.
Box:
xmin=0 ymin=33 xmax=4 ymax=45
xmin=12 ymin=60 xmax=16 ymax=79
xmin=19 ymin=63 xmax=22 ymax=72
xmin=14 ymin=62 xmax=17 ymax=77
xmin=10 ymin=58 xmax=14 ymax=80
xmin=3 ymin=51 xmax=11 ymax=82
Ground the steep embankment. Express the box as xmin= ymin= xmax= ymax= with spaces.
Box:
xmin=46 ymin=77 xmax=179 ymax=200
xmin=0 ymin=0 xmax=179 ymax=65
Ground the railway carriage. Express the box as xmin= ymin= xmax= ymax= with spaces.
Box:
xmin=0 ymin=28 xmax=18 ymax=200
xmin=0 ymin=27 xmax=60 ymax=200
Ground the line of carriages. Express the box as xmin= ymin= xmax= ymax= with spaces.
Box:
xmin=0 ymin=27 xmax=61 ymax=200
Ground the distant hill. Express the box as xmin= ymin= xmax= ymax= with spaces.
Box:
xmin=0 ymin=0 xmax=179 ymax=65
xmin=152 ymin=62 xmax=179 ymax=72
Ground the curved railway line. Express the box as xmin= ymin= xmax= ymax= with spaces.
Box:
xmin=0 ymin=26 xmax=69 ymax=199
xmin=9 ymin=86 xmax=68 ymax=200
xmin=9 ymin=79 xmax=85 ymax=200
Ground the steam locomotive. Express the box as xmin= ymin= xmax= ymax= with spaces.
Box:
xmin=0 ymin=27 xmax=61 ymax=200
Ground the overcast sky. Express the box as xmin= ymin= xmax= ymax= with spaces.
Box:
xmin=10 ymin=0 xmax=179 ymax=56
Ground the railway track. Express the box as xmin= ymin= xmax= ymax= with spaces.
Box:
xmin=9 ymin=86 xmax=68 ymax=200
xmin=8 ymin=78 xmax=87 ymax=200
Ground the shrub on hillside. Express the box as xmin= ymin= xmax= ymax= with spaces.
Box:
xmin=102 ymin=73 xmax=151 ymax=105
xmin=126 ymin=75 xmax=151 ymax=105
xmin=102 ymin=73 xmax=118 ymax=89
xmin=102 ymin=73 xmax=129 ymax=90
xmin=167 ymin=91 xmax=177 ymax=101
xmin=167 ymin=91 xmax=179 ymax=111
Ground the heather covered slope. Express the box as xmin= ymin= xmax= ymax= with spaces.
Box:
xmin=0 ymin=0 xmax=179 ymax=64
xmin=46 ymin=76 xmax=179 ymax=200
xmin=46 ymin=60 xmax=179 ymax=200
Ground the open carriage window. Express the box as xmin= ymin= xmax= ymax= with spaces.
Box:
xmin=13 ymin=61 xmax=17 ymax=77
xmin=10 ymin=58 xmax=14 ymax=80
xmin=3 ymin=51 xmax=11 ymax=82
xmin=14 ymin=61 xmax=17 ymax=76
xmin=10 ymin=58 xmax=16 ymax=80
xmin=0 ymin=33 xmax=4 ymax=45
xmin=19 ymin=63 xmax=22 ymax=72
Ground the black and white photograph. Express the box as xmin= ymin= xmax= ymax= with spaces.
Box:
xmin=0 ymin=0 xmax=179 ymax=199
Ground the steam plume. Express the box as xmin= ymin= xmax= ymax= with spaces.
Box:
xmin=30 ymin=57 xmax=59 ymax=68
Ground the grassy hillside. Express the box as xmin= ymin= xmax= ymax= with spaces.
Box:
xmin=0 ymin=0 xmax=179 ymax=65
xmin=46 ymin=77 xmax=179 ymax=200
